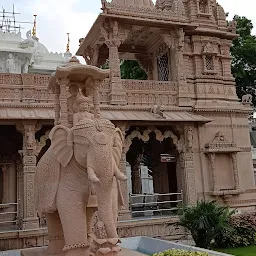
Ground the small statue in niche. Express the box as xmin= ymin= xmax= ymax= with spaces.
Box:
xmin=151 ymin=102 xmax=165 ymax=119
xmin=73 ymin=96 xmax=94 ymax=125
xmin=22 ymin=58 xmax=30 ymax=73
xmin=6 ymin=53 xmax=15 ymax=73
xmin=67 ymin=84 xmax=81 ymax=123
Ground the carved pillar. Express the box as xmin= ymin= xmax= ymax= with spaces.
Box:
xmin=58 ymin=77 xmax=70 ymax=127
xmin=101 ymin=20 xmax=128 ymax=105
xmin=163 ymin=29 xmax=192 ymax=106
xmin=93 ymin=80 xmax=101 ymax=118
xmin=18 ymin=122 xmax=39 ymax=229
xmin=131 ymin=162 xmax=142 ymax=194
xmin=209 ymin=153 xmax=217 ymax=191
xmin=117 ymin=123 xmax=131 ymax=220
xmin=180 ymin=152 xmax=197 ymax=205
xmin=231 ymin=153 xmax=240 ymax=190
xmin=108 ymin=44 xmax=127 ymax=105
xmin=53 ymin=85 xmax=60 ymax=125
xmin=118 ymin=149 xmax=132 ymax=220
xmin=16 ymin=158 xmax=24 ymax=221
xmin=1 ymin=165 xmax=9 ymax=203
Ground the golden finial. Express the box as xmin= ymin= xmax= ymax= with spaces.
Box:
xmin=66 ymin=33 xmax=70 ymax=52
xmin=32 ymin=14 xmax=37 ymax=37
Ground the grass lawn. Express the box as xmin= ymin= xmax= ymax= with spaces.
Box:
xmin=216 ymin=245 xmax=256 ymax=256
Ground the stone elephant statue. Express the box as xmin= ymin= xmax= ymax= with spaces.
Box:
xmin=35 ymin=118 xmax=127 ymax=256
xmin=242 ymin=94 xmax=252 ymax=104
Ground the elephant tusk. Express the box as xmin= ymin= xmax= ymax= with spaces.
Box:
xmin=87 ymin=166 xmax=100 ymax=183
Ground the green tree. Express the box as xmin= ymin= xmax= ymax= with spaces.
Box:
xmin=231 ymin=15 xmax=256 ymax=106
xmin=178 ymin=201 xmax=234 ymax=249
xmin=101 ymin=60 xmax=147 ymax=80
xmin=120 ymin=60 xmax=147 ymax=80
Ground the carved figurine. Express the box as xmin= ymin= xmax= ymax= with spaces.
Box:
xmin=6 ymin=53 xmax=15 ymax=73
xmin=73 ymin=96 xmax=94 ymax=126
xmin=22 ymin=58 xmax=30 ymax=73
xmin=242 ymin=94 xmax=253 ymax=104
xmin=151 ymin=102 xmax=165 ymax=119
xmin=67 ymin=84 xmax=81 ymax=123
xmin=79 ymin=38 xmax=85 ymax=46
xmin=19 ymin=30 xmax=35 ymax=49
xmin=101 ymin=0 xmax=107 ymax=9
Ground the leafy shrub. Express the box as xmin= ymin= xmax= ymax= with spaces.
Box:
xmin=178 ymin=201 xmax=233 ymax=249
xmin=215 ymin=212 xmax=256 ymax=248
xmin=152 ymin=249 xmax=210 ymax=256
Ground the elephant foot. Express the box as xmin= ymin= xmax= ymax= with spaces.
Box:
xmin=89 ymin=234 xmax=121 ymax=256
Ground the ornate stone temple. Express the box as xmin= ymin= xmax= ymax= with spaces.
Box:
xmin=0 ymin=0 xmax=256 ymax=252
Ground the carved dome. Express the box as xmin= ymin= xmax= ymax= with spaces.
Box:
xmin=111 ymin=0 xmax=154 ymax=7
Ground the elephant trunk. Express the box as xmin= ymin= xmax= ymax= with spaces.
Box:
xmin=87 ymin=149 xmax=118 ymax=238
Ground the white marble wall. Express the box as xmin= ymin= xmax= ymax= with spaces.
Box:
xmin=0 ymin=52 xmax=30 ymax=74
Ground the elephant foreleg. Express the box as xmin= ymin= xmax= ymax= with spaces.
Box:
xmin=56 ymin=185 xmax=89 ymax=256
xmin=46 ymin=212 xmax=65 ymax=256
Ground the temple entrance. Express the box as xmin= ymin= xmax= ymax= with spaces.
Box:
xmin=0 ymin=125 xmax=22 ymax=230
xmin=126 ymin=128 xmax=182 ymax=218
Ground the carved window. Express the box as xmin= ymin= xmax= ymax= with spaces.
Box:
xmin=205 ymin=55 xmax=214 ymax=70
xmin=157 ymin=53 xmax=170 ymax=81
xmin=199 ymin=0 xmax=209 ymax=13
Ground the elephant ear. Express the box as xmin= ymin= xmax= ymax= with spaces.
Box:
xmin=49 ymin=125 xmax=73 ymax=168
xmin=112 ymin=128 xmax=124 ymax=166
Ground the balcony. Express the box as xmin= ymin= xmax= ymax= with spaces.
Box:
xmin=123 ymin=80 xmax=178 ymax=106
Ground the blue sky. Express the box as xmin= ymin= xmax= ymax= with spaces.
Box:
xmin=1 ymin=0 xmax=256 ymax=56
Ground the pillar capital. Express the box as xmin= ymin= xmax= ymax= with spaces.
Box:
xmin=57 ymin=76 xmax=70 ymax=86
xmin=101 ymin=20 xmax=129 ymax=48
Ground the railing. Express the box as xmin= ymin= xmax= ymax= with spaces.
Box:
xmin=130 ymin=191 xmax=183 ymax=218
xmin=0 ymin=201 xmax=21 ymax=231
xmin=122 ymin=80 xmax=178 ymax=106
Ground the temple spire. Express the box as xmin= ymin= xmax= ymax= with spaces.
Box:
xmin=64 ymin=32 xmax=72 ymax=62
xmin=32 ymin=14 xmax=38 ymax=40
xmin=66 ymin=32 xmax=70 ymax=52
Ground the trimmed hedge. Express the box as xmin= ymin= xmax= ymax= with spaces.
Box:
xmin=152 ymin=249 xmax=210 ymax=256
